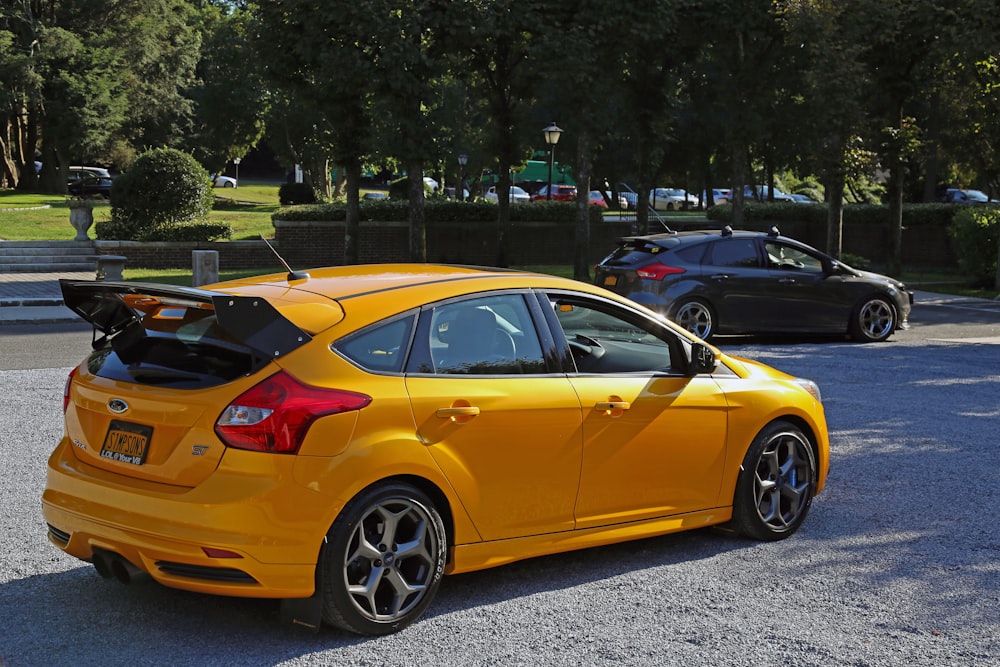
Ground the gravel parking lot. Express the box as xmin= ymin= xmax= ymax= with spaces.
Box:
xmin=2 ymin=334 xmax=998 ymax=666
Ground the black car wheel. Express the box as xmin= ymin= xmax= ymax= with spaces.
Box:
xmin=321 ymin=482 xmax=447 ymax=635
xmin=732 ymin=420 xmax=816 ymax=541
xmin=671 ymin=299 xmax=715 ymax=340
xmin=849 ymin=296 xmax=896 ymax=342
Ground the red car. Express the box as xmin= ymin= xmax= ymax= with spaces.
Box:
xmin=531 ymin=184 xmax=577 ymax=202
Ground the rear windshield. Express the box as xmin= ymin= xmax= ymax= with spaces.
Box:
xmin=87 ymin=305 xmax=269 ymax=389
xmin=604 ymin=240 xmax=667 ymax=266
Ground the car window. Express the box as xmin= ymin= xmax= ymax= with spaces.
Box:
xmin=409 ymin=294 xmax=547 ymax=375
xmin=764 ymin=242 xmax=824 ymax=273
xmin=706 ymin=238 xmax=760 ymax=268
xmin=333 ymin=314 xmax=415 ymax=373
xmin=548 ymin=296 xmax=677 ymax=374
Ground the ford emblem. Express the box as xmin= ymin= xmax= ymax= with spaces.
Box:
xmin=108 ymin=398 xmax=129 ymax=414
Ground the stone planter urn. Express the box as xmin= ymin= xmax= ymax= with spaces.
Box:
xmin=68 ymin=203 xmax=95 ymax=241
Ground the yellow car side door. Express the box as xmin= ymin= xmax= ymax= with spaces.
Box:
xmin=544 ymin=295 xmax=729 ymax=529
xmin=405 ymin=293 xmax=583 ymax=542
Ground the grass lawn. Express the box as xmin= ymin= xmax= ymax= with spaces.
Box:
xmin=0 ymin=180 xmax=282 ymax=242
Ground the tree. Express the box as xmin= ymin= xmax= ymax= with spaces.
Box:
xmin=0 ymin=0 xmax=200 ymax=193
xmin=185 ymin=4 xmax=267 ymax=176
xmin=779 ymin=0 xmax=869 ymax=259
xmin=250 ymin=0 xmax=376 ymax=264
xmin=451 ymin=0 xmax=540 ymax=266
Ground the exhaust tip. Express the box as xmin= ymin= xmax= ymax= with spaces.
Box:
xmin=92 ymin=552 xmax=113 ymax=580
xmin=92 ymin=550 xmax=144 ymax=585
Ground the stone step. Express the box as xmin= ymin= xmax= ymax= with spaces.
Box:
xmin=0 ymin=254 xmax=97 ymax=265
xmin=0 ymin=240 xmax=98 ymax=273
xmin=0 ymin=262 xmax=96 ymax=273
xmin=0 ymin=240 xmax=96 ymax=248
xmin=0 ymin=247 xmax=96 ymax=257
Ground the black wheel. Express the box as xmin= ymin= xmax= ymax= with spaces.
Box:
xmin=671 ymin=298 xmax=716 ymax=340
xmin=320 ymin=482 xmax=446 ymax=635
xmin=732 ymin=421 xmax=817 ymax=541
xmin=849 ymin=296 xmax=896 ymax=342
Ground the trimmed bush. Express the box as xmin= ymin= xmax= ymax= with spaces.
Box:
xmin=949 ymin=206 xmax=1000 ymax=287
xmin=706 ymin=202 xmax=962 ymax=228
xmin=102 ymin=148 xmax=214 ymax=240
xmin=273 ymin=199 xmax=602 ymax=224
xmin=278 ymin=182 xmax=317 ymax=205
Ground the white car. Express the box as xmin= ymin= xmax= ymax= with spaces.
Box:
xmin=212 ymin=174 xmax=237 ymax=188
xmin=649 ymin=188 xmax=698 ymax=211
xmin=485 ymin=185 xmax=530 ymax=204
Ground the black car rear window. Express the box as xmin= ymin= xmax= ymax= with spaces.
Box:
xmin=605 ymin=240 xmax=666 ymax=265
xmin=87 ymin=307 xmax=268 ymax=389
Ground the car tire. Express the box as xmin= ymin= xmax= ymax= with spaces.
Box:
xmin=848 ymin=296 xmax=896 ymax=342
xmin=223 ymin=181 xmax=235 ymax=188
xmin=731 ymin=420 xmax=816 ymax=541
xmin=671 ymin=299 xmax=716 ymax=340
xmin=320 ymin=482 xmax=447 ymax=635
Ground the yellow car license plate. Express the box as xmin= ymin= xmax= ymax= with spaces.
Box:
xmin=101 ymin=420 xmax=152 ymax=466
xmin=603 ymin=275 xmax=618 ymax=287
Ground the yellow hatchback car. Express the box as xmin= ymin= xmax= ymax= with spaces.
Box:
xmin=44 ymin=264 xmax=829 ymax=635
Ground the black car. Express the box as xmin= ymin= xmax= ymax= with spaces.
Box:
xmin=67 ymin=166 xmax=113 ymax=199
xmin=594 ymin=226 xmax=913 ymax=342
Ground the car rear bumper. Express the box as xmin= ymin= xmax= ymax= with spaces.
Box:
xmin=42 ymin=441 xmax=329 ymax=598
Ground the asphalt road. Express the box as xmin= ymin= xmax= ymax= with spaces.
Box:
xmin=1 ymin=295 xmax=998 ymax=666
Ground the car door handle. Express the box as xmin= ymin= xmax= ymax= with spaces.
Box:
xmin=778 ymin=277 xmax=797 ymax=284
xmin=710 ymin=274 xmax=730 ymax=281
xmin=436 ymin=406 xmax=481 ymax=420
xmin=594 ymin=401 xmax=631 ymax=412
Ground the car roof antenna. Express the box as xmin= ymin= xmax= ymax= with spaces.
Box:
xmin=260 ymin=235 xmax=310 ymax=282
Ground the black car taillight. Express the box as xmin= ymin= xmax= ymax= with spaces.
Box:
xmin=636 ymin=261 xmax=685 ymax=280
xmin=215 ymin=371 xmax=371 ymax=454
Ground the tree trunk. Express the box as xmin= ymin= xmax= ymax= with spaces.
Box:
xmin=573 ymin=131 xmax=592 ymax=282
xmin=887 ymin=154 xmax=904 ymax=277
xmin=731 ymin=142 xmax=748 ymax=228
xmin=408 ymin=161 xmax=426 ymax=262
xmin=825 ymin=170 xmax=845 ymax=259
xmin=495 ymin=166 xmax=512 ymax=267
xmin=344 ymin=161 xmax=361 ymax=265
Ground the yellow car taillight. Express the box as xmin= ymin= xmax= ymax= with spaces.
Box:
xmin=215 ymin=371 xmax=371 ymax=454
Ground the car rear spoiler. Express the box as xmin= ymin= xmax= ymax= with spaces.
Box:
xmin=59 ymin=279 xmax=312 ymax=359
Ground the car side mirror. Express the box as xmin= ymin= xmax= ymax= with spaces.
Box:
xmin=688 ymin=342 xmax=717 ymax=375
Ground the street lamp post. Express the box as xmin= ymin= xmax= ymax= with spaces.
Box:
xmin=233 ymin=157 xmax=241 ymax=188
xmin=457 ymin=153 xmax=468 ymax=201
xmin=542 ymin=122 xmax=563 ymax=201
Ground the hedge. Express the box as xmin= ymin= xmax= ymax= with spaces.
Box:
xmin=273 ymin=200 xmax=603 ymax=224
xmin=949 ymin=206 xmax=999 ymax=286
xmin=705 ymin=201 xmax=976 ymax=228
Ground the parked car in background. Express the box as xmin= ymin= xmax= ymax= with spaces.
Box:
xmin=362 ymin=191 xmax=389 ymax=200
xmin=531 ymin=184 xmax=577 ymax=202
xmin=649 ymin=188 xmax=698 ymax=211
xmin=744 ymin=185 xmax=794 ymax=202
xmin=616 ymin=184 xmax=640 ymax=210
xmin=938 ymin=188 xmax=996 ymax=203
xmin=48 ymin=265 xmax=829 ymax=635
xmin=789 ymin=193 xmax=818 ymax=203
xmin=212 ymin=174 xmax=238 ymax=188
xmin=485 ymin=185 xmax=530 ymax=204
xmin=594 ymin=226 xmax=913 ymax=342
xmin=700 ymin=189 xmax=731 ymax=205
xmin=67 ymin=166 xmax=113 ymax=199
xmin=588 ymin=190 xmax=609 ymax=207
